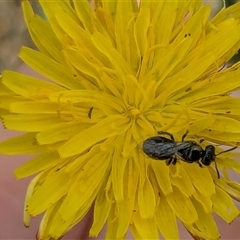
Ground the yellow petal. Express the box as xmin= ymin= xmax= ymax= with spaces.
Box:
xmin=137 ymin=176 xmax=156 ymax=219
xmin=116 ymin=2 xmax=135 ymax=51
xmin=115 ymin=159 xmax=139 ymax=238
xmin=152 ymin=37 xmax=193 ymax=97
xmin=19 ymin=47 xmax=83 ymax=89
xmin=154 ymin=196 xmax=179 ymax=239
xmin=167 ymin=186 xmax=198 ymax=224
xmin=131 ymin=213 xmax=159 ymax=239
xmin=164 ymin=53 xmax=216 ymax=103
xmin=192 ymin=198 xmax=220 ymax=239
xmin=62 ymin=48 xmax=101 ymax=83
xmin=10 ymin=100 xmax=65 ymax=114
xmin=215 ymin=179 xmax=240 ymax=202
xmin=181 ymin=162 xmax=215 ymax=197
xmin=2 ymin=114 xmax=64 ymax=132
xmin=0 ymin=108 xmax=9 ymax=117
xmin=58 ymin=115 xmax=130 ymax=158
xmin=105 ymin=203 xmax=120 ymax=240
xmin=23 ymin=174 xmax=42 ymax=227
xmin=0 ymin=75 xmax=13 ymax=95
xmin=98 ymin=68 xmax=123 ymax=99
xmin=172 ymin=5 xmax=211 ymax=48
xmin=134 ymin=7 xmax=150 ymax=56
xmin=170 ymin=164 xmax=195 ymax=197
xmin=154 ymin=2 xmax=178 ymax=45
xmin=49 ymin=89 xmax=125 ymax=113
xmin=36 ymin=122 xmax=90 ymax=145
xmin=200 ymin=130 xmax=240 ymax=143
xmin=0 ymin=133 xmax=47 ymax=155
xmin=208 ymin=116 xmax=240 ymax=133
xmin=57 ymin=153 xmax=110 ymax=221
xmin=188 ymin=114 xmax=215 ymax=134
xmin=90 ymin=179 xmax=112 ymax=237
xmin=0 ymin=95 xmax=25 ymax=110
xmin=184 ymin=224 xmax=213 ymax=240
xmin=2 ymin=71 xmax=64 ymax=99
xmin=49 ymin=193 xmax=94 ymax=239
xmin=14 ymin=152 xmax=63 ymax=179
xmin=192 ymin=96 xmax=240 ymax=116
xmin=22 ymin=1 xmax=64 ymax=64
xmin=54 ymin=9 xmax=109 ymax=64
xmin=72 ymin=0 xmax=95 ymax=34
xmin=111 ymin=135 xmax=126 ymax=201
xmin=38 ymin=197 xmax=64 ymax=240
xmin=91 ymin=32 xmax=132 ymax=77
xmin=211 ymin=186 xmax=240 ymax=223
xmin=38 ymin=0 xmax=82 ymax=40
xmin=178 ymin=69 xmax=240 ymax=103
xmin=27 ymin=169 xmax=70 ymax=216
xmin=65 ymin=144 xmax=101 ymax=173
xmin=150 ymin=161 xmax=173 ymax=195
xmin=210 ymin=1 xmax=240 ymax=25
xmin=193 ymin=189 xmax=213 ymax=213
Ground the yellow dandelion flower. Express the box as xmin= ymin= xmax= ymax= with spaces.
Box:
xmin=1 ymin=0 xmax=240 ymax=239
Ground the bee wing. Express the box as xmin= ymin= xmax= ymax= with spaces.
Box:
xmin=142 ymin=139 xmax=177 ymax=160
xmin=146 ymin=136 xmax=173 ymax=143
xmin=174 ymin=142 xmax=193 ymax=161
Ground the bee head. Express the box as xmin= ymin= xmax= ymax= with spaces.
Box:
xmin=202 ymin=145 xmax=216 ymax=166
xmin=202 ymin=145 xmax=220 ymax=179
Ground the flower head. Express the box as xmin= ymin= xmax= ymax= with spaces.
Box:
xmin=1 ymin=0 xmax=240 ymax=239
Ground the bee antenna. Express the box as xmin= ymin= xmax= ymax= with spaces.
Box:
xmin=213 ymin=160 xmax=220 ymax=179
xmin=181 ymin=130 xmax=189 ymax=142
xmin=216 ymin=146 xmax=237 ymax=156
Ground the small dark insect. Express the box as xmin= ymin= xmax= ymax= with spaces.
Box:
xmin=185 ymin=87 xmax=192 ymax=92
xmin=88 ymin=107 xmax=93 ymax=119
xmin=184 ymin=33 xmax=191 ymax=37
xmin=142 ymin=130 xmax=237 ymax=178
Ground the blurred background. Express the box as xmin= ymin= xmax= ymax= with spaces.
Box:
xmin=0 ymin=0 xmax=240 ymax=240
xmin=0 ymin=1 xmax=41 ymax=72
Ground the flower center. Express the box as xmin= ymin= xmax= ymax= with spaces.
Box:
xmin=128 ymin=107 xmax=141 ymax=119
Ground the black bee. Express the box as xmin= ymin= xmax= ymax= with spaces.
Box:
xmin=142 ymin=130 xmax=237 ymax=178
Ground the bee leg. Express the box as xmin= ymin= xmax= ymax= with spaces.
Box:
xmin=172 ymin=157 xmax=177 ymax=165
xmin=197 ymin=162 xmax=203 ymax=167
xmin=181 ymin=130 xmax=189 ymax=142
xmin=166 ymin=158 xmax=173 ymax=166
xmin=157 ymin=131 xmax=174 ymax=141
